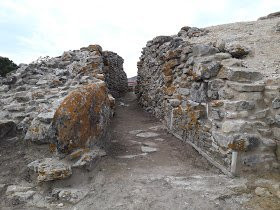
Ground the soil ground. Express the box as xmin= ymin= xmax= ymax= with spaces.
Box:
xmin=0 ymin=92 xmax=279 ymax=209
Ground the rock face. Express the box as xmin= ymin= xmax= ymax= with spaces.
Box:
xmin=136 ymin=15 xmax=280 ymax=173
xmin=0 ymin=45 xmax=127 ymax=152
xmin=103 ymin=51 xmax=128 ymax=97
xmin=51 ymin=82 xmax=112 ymax=153
xmin=28 ymin=158 xmax=72 ymax=182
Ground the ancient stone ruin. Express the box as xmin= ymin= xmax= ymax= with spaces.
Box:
xmin=137 ymin=16 xmax=280 ymax=175
xmin=0 ymin=44 xmax=127 ymax=181
xmin=0 ymin=11 xmax=280 ymax=210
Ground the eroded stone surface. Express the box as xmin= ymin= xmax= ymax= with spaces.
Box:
xmin=136 ymin=17 xmax=280 ymax=173
xmin=52 ymin=188 xmax=89 ymax=204
xmin=0 ymin=44 xmax=127 ymax=151
xmin=28 ymin=158 xmax=72 ymax=182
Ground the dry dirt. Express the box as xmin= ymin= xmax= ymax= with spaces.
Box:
xmin=0 ymin=92 xmax=279 ymax=209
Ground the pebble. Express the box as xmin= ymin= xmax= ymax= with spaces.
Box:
xmin=255 ymin=187 xmax=271 ymax=197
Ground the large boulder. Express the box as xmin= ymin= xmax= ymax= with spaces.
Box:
xmin=50 ymin=82 xmax=113 ymax=153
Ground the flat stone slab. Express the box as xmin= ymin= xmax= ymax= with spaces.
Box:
xmin=154 ymin=138 xmax=165 ymax=142
xmin=117 ymin=153 xmax=148 ymax=159
xmin=149 ymin=125 xmax=166 ymax=131
xmin=129 ymin=130 xmax=144 ymax=135
xmin=28 ymin=158 xmax=72 ymax=182
xmin=6 ymin=185 xmax=36 ymax=202
xmin=52 ymin=188 xmax=89 ymax=204
xmin=136 ymin=132 xmax=159 ymax=138
xmin=141 ymin=146 xmax=158 ymax=153
xmin=143 ymin=141 xmax=157 ymax=147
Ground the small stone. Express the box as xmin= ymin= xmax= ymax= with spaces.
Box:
xmin=6 ymin=185 xmax=32 ymax=196
xmin=225 ymin=43 xmax=250 ymax=58
xmin=72 ymin=148 xmax=106 ymax=169
xmin=177 ymin=88 xmax=190 ymax=96
xmin=222 ymin=120 xmax=252 ymax=133
xmin=0 ymin=85 xmax=9 ymax=92
xmin=237 ymin=92 xmax=263 ymax=101
xmin=224 ymin=101 xmax=255 ymax=111
xmin=143 ymin=141 xmax=157 ymax=147
xmin=272 ymin=98 xmax=280 ymax=109
xmin=28 ymin=158 xmax=72 ymax=182
xmin=57 ymin=203 xmax=64 ymax=207
xmin=169 ymin=99 xmax=181 ymax=107
xmin=52 ymin=188 xmax=89 ymax=204
xmin=225 ymin=68 xmax=263 ymax=82
xmin=255 ymin=187 xmax=271 ymax=197
xmin=249 ymin=109 xmax=269 ymax=120
xmin=37 ymin=111 xmax=55 ymax=123
xmin=192 ymin=44 xmax=219 ymax=57
xmin=272 ymin=127 xmax=280 ymax=139
xmin=136 ymin=132 xmax=159 ymax=138
xmin=228 ymin=82 xmax=265 ymax=92
xmin=214 ymin=53 xmax=232 ymax=60
xmin=141 ymin=146 xmax=158 ymax=153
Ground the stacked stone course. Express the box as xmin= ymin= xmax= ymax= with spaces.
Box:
xmin=0 ymin=45 xmax=127 ymax=153
xmin=137 ymin=24 xmax=280 ymax=174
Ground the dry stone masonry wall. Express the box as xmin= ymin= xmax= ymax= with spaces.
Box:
xmin=0 ymin=45 xmax=127 ymax=153
xmin=137 ymin=17 xmax=280 ymax=174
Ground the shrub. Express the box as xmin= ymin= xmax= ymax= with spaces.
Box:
xmin=0 ymin=56 xmax=18 ymax=77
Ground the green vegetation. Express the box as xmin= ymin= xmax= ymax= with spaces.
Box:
xmin=0 ymin=56 xmax=18 ymax=77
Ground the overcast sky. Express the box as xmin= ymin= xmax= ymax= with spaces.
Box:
xmin=0 ymin=0 xmax=279 ymax=77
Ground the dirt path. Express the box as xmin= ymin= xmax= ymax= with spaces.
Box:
xmin=72 ymin=93 xmax=253 ymax=210
xmin=1 ymin=93 xmax=279 ymax=210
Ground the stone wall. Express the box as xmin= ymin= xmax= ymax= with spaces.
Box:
xmin=103 ymin=51 xmax=128 ymax=97
xmin=0 ymin=45 xmax=127 ymax=153
xmin=136 ymin=20 xmax=280 ymax=174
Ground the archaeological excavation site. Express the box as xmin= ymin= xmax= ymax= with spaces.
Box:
xmin=0 ymin=11 xmax=280 ymax=210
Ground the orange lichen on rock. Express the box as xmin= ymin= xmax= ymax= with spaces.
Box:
xmin=163 ymin=86 xmax=176 ymax=96
xmin=162 ymin=60 xmax=178 ymax=76
xmin=87 ymin=44 xmax=102 ymax=55
xmin=228 ymin=140 xmax=246 ymax=151
xmin=52 ymin=82 xmax=111 ymax=153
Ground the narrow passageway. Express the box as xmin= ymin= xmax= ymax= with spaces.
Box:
xmin=73 ymin=92 xmax=251 ymax=210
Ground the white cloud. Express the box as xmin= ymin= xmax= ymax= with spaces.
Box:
xmin=0 ymin=0 xmax=279 ymax=77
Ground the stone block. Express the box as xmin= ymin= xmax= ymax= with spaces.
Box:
xmin=272 ymin=127 xmax=280 ymax=140
xmin=224 ymin=100 xmax=255 ymax=111
xmin=225 ymin=68 xmax=263 ymax=82
xmin=190 ymin=82 xmax=207 ymax=103
xmin=212 ymin=131 xmax=232 ymax=148
xmin=272 ymin=98 xmax=280 ymax=109
xmin=236 ymin=92 xmax=263 ymax=101
xmin=28 ymin=158 xmax=72 ymax=182
xmin=169 ymin=99 xmax=181 ymax=107
xmin=192 ymin=44 xmax=219 ymax=57
xmin=222 ymin=120 xmax=252 ymax=133
xmin=228 ymin=82 xmax=265 ymax=92
xmin=177 ymin=88 xmax=190 ymax=96
xmin=225 ymin=43 xmax=250 ymax=58
xmin=225 ymin=111 xmax=249 ymax=119
xmin=193 ymin=60 xmax=222 ymax=80
xmin=249 ymin=109 xmax=269 ymax=120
